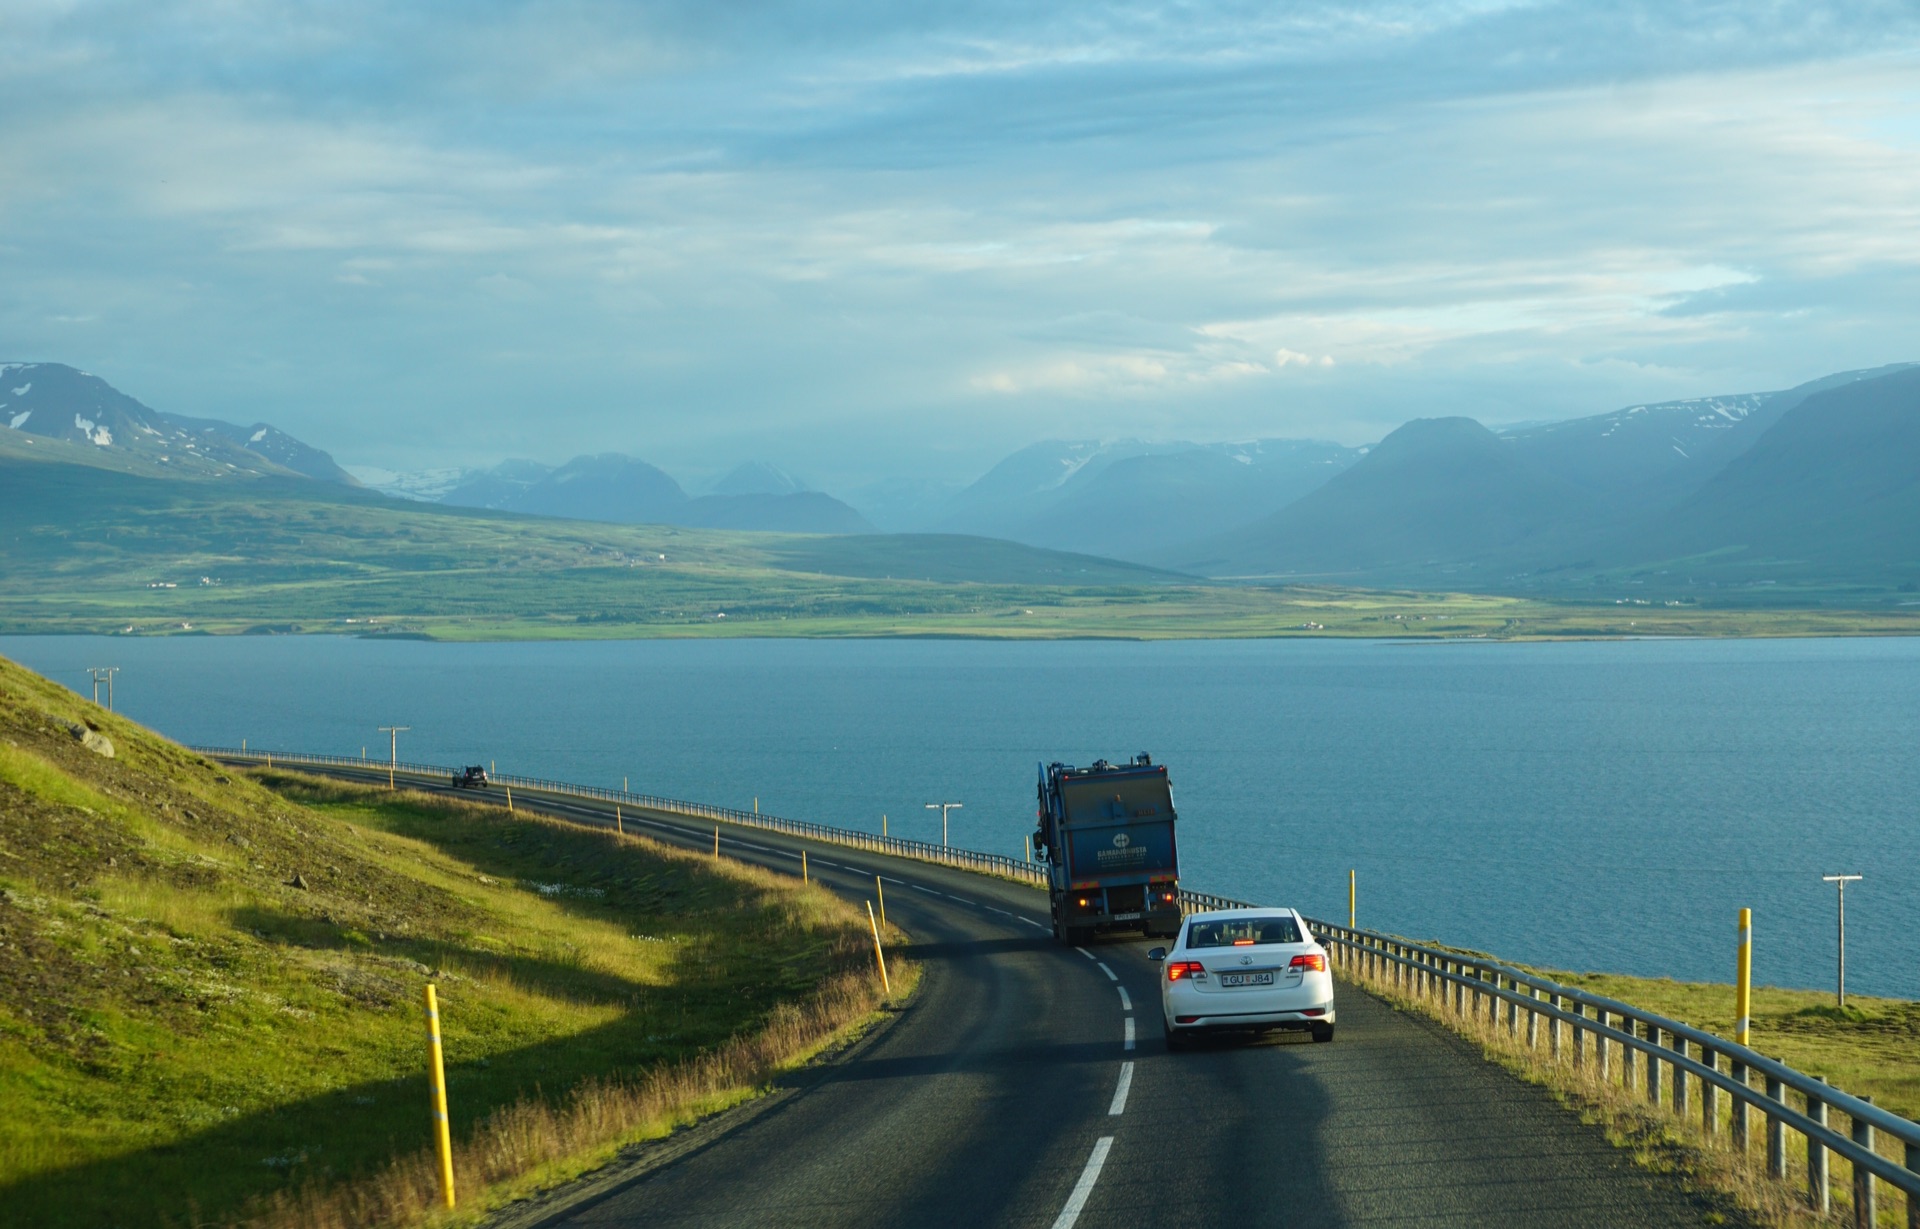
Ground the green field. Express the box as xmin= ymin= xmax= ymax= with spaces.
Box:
xmin=0 ymin=651 xmax=896 ymax=1228
xmin=6 ymin=446 xmax=1919 ymax=642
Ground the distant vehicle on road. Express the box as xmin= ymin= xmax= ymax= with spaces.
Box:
xmin=1034 ymin=753 xmax=1182 ymax=943
xmin=1149 ymin=907 xmax=1336 ymax=1047
xmin=451 ymin=765 xmax=490 ymax=789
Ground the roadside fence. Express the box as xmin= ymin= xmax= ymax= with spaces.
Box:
xmin=196 ymin=746 xmax=1048 ymax=888
xmin=1310 ymin=919 xmax=1920 ymax=1227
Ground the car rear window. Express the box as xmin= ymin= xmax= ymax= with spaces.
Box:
xmin=1186 ymin=916 xmax=1302 ymax=948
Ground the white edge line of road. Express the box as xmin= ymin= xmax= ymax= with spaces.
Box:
xmin=1123 ymin=1018 xmax=1135 ymax=1051
xmin=1022 ymin=918 xmax=1047 ymax=929
xmin=1049 ymin=1136 xmax=1114 ymax=1229
xmin=1116 ymin=986 xmax=1132 ymax=1011
xmin=1107 ymin=1061 xmax=1133 ymax=1116
xmin=1096 ymin=962 xmax=1117 ymax=982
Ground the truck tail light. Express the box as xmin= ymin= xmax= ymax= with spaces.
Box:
xmin=1290 ymin=953 xmax=1326 ymax=972
xmin=1167 ymin=960 xmax=1205 ymax=982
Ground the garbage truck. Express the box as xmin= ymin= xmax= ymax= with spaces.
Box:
xmin=1034 ymin=754 xmax=1182 ymax=943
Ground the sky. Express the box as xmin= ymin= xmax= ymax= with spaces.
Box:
xmin=3 ymin=2 xmax=1919 ymax=492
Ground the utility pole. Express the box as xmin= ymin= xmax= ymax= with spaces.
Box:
xmin=1820 ymin=874 xmax=1862 ymax=1007
xmin=88 ymin=667 xmax=119 ymax=711
xmin=925 ymin=801 xmax=963 ymax=847
xmin=378 ymin=725 xmax=410 ymax=791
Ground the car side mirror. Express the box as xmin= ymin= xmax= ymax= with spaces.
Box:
xmin=1146 ymin=947 xmax=1167 ymax=962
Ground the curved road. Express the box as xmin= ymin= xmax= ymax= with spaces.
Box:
xmin=294 ymin=769 xmax=1730 ymax=1228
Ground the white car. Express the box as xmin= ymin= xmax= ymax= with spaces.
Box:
xmin=1149 ymin=907 xmax=1336 ymax=1048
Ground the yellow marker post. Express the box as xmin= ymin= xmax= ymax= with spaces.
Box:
xmin=1025 ymin=834 xmax=1032 ymax=863
xmin=423 ymin=985 xmax=456 ymax=1209
xmin=1349 ymin=870 xmax=1356 ymax=930
xmin=875 ymin=875 xmax=886 ymax=928
xmin=753 ymin=797 xmax=759 ymax=814
xmin=1735 ymin=907 xmax=1752 ymax=1047
xmin=713 ymin=825 xmax=720 ymax=858
xmin=615 ymin=805 xmax=623 ymax=836
xmin=866 ymin=901 xmax=891 ymax=994
xmin=505 ymin=786 xmax=514 ymax=814
xmin=802 ymin=850 xmax=809 ymax=884
xmin=882 ymin=813 xmax=888 ymax=837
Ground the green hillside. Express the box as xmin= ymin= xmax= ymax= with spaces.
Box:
xmin=0 ymin=652 xmax=884 ymax=1227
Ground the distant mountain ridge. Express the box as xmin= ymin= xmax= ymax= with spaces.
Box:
xmin=0 ymin=362 xmax=355 ymax=483
xmin=1172 ymin=363 xmax=1920 ymax=590
xmin=442 ymin=454 xmax=876 ymax=535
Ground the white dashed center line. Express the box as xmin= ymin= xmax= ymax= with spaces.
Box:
xmin=1096 ymin=962 xmax=1117 ymax=982
xmin=910 ymin=885 xmax=941 ymax=895
xmin=1021 ymin=918 xmax=1047 ymax=930
xmin=1049 ymin=1136 xmax=1113 ymax=1229
xmin=1074 ymin=947 xmax=1096 ymax=961
xmin=1108 ymin=1061 xmax=1133 ymax=1115
xmin=1124 ymin=1018 xmax=1136 ymax=1051
xmin=1116 ymin=986 xmax=1132 ymax=1012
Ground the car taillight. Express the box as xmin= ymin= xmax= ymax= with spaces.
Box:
xmin=1290 ymin=953 xmax=1327 ymax=972
xmin=1167 ymin=960 xmax=1206 ymax=982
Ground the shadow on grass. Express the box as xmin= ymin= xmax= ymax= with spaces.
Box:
xmin=0 ymin=790 xmax=849 ymax=1229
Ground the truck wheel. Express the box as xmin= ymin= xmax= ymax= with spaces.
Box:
xmin=1311 ymin=1024 xmax=1335 ymax=1043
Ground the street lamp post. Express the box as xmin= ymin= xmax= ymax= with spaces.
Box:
xmin=1820 ymin=873 xmax=1862 ymax=1008
xmin=925 ymin=801 xmax=963 ymax=847
xmin=378 ymin=725 xmax=411 ymax=790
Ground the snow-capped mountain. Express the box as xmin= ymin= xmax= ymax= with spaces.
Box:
xmin=0 ymin=362 xmax=355 ymax=483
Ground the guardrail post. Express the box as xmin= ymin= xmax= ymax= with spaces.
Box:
xmin=1452 ymin=963 xmax=1464 ymax=1016
xmin=1700 ymin=1044 xmax=1718 ymax=1136
xmin=1672 ymin=1032 xmax=1688 ymax=1117
xmin=1904 ymin=1138 xmax=1917 ymax=1229
xmin=1598 ymin=1011 xmax=1612 ymax=1083
xmin=1767 ymin=1073 xmax=1788 ymax=1180
xmin=1733 ymin=1059 xmax=1750 ymax=1152
xmin=1851 ymin=1094 xmax=1874 ymax=1228
xmin=1571 ymin=1000 xmax=1585 ymax=1069
xmin=1621 ymin=1015 xmax=1637 ymax=1091
xmin=1647 ymin=1023 xmax=1663 ymax=1107
xmin=1808 ymin=1078 xmax=1830 ymax=1214
xmin=1549 ymin=993 xmax=1562 ymax=1061
xmin=1526 ymin=987 xmax=1539 ymax=1050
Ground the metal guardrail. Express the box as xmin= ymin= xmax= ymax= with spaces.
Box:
xmin=1307 ymin=920 xmax=1920 ymax=1221
xmin=197 ymin=746 xmax=1049 ymax=889
xmin=204 ymin=744 xmax=1917 ymax=1218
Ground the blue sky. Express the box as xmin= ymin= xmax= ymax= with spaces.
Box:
xmin=3 ymin=2 xmax=1918 ymax=489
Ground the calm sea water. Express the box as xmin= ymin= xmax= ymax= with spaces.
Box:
xmin=4 ymin=634 xmax=1915 ymax=998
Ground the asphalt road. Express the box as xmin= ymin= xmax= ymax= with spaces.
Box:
xmin=288 ymin=769 xmax=1729 ymax=1228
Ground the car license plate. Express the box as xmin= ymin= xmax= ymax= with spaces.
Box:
xmin=1111 ymin=911 xmax=1143 ymax=921
xmin=1218 ymin=971 xmax=1274 ymax=987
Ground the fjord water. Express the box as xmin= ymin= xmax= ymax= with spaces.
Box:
xmin=5 ymin=634 xmax=1915 ymax=999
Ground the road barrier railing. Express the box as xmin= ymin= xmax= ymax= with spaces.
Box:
xmin=196 ymin=746 xmax=1048 ymax=889
xmin=1308 ymin=919 xmax=1920 ymax=1222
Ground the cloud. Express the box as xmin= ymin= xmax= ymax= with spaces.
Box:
xmin=1 ymin=3 xmax=1917 ymax=483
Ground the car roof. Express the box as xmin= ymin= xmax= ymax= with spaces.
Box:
xmin=1182 ymin=907 xmax=1301 ymax=923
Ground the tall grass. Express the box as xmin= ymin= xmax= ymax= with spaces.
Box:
xmin=245 ymin=964 xmax=894 ymax=1229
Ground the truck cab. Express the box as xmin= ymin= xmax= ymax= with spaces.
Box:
xmin=1035 ymin=754 xmax=1182 ymax=943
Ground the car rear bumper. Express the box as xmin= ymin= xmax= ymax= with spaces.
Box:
xmin=1166 ymin=1004 xmax=1336 ymax=1032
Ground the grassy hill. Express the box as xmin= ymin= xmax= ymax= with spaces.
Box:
xmin=0 ymin=652 xmax=887 ymax=1227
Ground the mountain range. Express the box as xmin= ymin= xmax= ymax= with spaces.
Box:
xmin=1178 ymin=364 xmax=1920 ymax=591
xmin=436 ymin=456 xmax=875 ymax=534
xmin=0 ymin=362 xmax=356 ymax=483
xmin=8 ymin=357 xmax=1917 ymax=597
